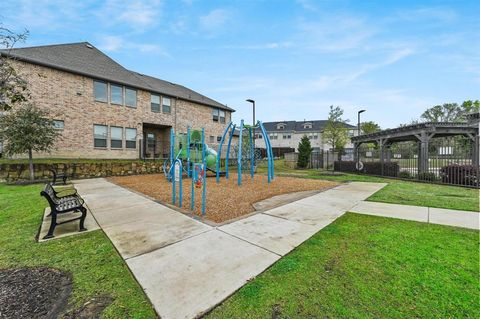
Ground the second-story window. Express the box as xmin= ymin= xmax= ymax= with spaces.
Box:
xmin=125 ymin=88 xmax=137 ymax=107
xmin=219 ymin=110 xmax=225 ymax=123
xmin=111 ymin=126 xmax=123 ymax=148
xmin=162 ymin=97 xmax=171 ymax=113
xmin=110 ymin=84 xmax=123 ymax=105
xmin=151 ymin=94 xmax=160 ymax=112
xmin=94 ymin=81 xmax=107 ymax=102
xmin=212 ymin=109 xmax=219 ymax=122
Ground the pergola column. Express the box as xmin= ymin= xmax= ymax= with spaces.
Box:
xmin=415 ymin=131 xmax=434 ymax=175
xmin=377 ymin=138 xmax=388 ymax=175
xmin=467 ymin=133 xmax=479 ymax=168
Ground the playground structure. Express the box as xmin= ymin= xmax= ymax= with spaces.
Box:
xmin=163 ymin=120 xmax=274 ymax=215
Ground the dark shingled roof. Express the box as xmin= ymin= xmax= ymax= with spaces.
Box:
xmin=0 ymin=42 xmax=234 ymax=112
xmin=263 ymin=120 xmax=355 ymax=132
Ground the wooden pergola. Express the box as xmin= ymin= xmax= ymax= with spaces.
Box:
xmin=351 ymin=115 xmax=479 ymax=175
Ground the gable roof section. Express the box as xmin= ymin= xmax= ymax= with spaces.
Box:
xmin=0 ymin=42 xmax=234 ymax=111
xmin=263 ymin=120 xmax=355 ymax=132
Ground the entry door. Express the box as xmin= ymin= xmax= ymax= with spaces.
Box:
xmin=147 ymin=133 xmax=156 ymax=157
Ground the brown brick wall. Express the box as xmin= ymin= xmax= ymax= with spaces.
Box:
xmin=10 ymin=60 xmax=232 ymax=159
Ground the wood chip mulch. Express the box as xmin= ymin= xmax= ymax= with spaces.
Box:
xmin=109 ymin=174 xmax=338 ymax=223
xmin=0 ymin=268 xmax=72 ymax=319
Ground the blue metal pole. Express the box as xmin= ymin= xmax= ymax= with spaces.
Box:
xmin=201 ymin=128 xmax=207 ymax=215
xmin=238 ymin=120 xmax=244 ymax=186
xmin=191 ymin=169 xmax=195 ymax=211
xmin=216 ymin=122 xmax=233 ymax=183
xmin=187 ymin=126 xmax=191 ymax=178
xmin=249 ymin=127 xmax=254 ymax=178
xmin=259 ymin=122 xmax=273 ymax=183
xmin=171 ymin=129 xmax=175 ymax=201
xmin=177 ymin=160 xmax=183 ymax=207
xmin=225 ymin=124 xmax=236 ymax=179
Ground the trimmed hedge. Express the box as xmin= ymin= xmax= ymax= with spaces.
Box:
xmin=440 ymin=164 xmax=479 ymax=187
xmin=334 ymin=161 xmax=400 ymax=177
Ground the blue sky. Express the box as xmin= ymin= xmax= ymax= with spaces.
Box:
xmin=1 ymin=0 xmax=478 ymax=128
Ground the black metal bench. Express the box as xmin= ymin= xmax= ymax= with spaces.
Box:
xmin=49 ymin=168 xmax=68 ymax=185
xmin=40 ymin=183 xmax=87 ymax=239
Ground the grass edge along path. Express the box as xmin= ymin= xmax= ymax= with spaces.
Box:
xmin=207 ymin=213 xmax=479 ymax=319
xmin=258 ymin=160 xmax=479 ymax=212
xmin=0 ymin=183 xmax=157 ymax=318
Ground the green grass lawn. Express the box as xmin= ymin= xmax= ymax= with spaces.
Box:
xmin=259 ymin=160 xmax=479 ymax=211
xmin=0 ymin=184 xmax=156 ymax=318
xmin=207 ymin=213 xmax=479 ymax=319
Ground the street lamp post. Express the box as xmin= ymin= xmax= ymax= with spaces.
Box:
xmin=356 ymin=109 xmax=366 ymax=169
xmin=246 ymin=99 xmax=256 ymax=149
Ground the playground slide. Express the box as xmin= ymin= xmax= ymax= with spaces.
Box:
xmin=204 ymin=143 xmax=226 ymax=175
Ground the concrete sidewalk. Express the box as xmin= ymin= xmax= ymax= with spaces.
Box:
xmin=74 ymin=178 xmax=385 ymax=319
xmin=350 ymin=201 xmax=479 ymax=230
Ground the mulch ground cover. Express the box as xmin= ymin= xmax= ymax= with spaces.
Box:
xmin=0 ymin=268 xmax=72 ymax=319
xmin=109 ymin=173 xmax=338 ymax=223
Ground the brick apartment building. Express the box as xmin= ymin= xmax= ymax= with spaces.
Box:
xmin=0 ymin=42 xmax=234 ymax=159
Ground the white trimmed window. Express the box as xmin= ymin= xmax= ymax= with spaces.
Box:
xmin=219 ymin=110 xmax=225 ymax=123
xmin=93 ymin=81 xmax=108 ymax=102
xmin=94 ymin=125 xmax=108 ymax=148
xmin=125 ymin=88 xmax=137 ymax=107
xmin=151 ymin=94 xmax=160 ymax=112
xmin=212 ymin=108 xmax=219 ymax=122
xmin=126 ymin=128 xmax=137 ymax=149
xmin=162 ymin=96 xmax=171 ymax=113
xmin=110 ymin=126 xmax=123 ymax=149
xmin=110 ymin=84 xmax=123 ymax=105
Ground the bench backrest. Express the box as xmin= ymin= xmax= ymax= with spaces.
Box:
xmin=40 ymin=183 xmax=60 ymax=207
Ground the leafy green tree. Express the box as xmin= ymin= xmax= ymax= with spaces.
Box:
xmin=323 ymin=105 xmax=349 ymax=152
xmin=297 ymin=135 xmax=312 ymax=169
xmin=0 ymin=25 xmax=29 ymax=111
xmin=361 ymin=121 xmax=381 ymax=134
xmin=420 ymin=101 xmax=479 ymax=122
xmin=0 ymin=104 xmax=60 ymax=180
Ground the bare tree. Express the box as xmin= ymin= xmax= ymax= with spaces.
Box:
xmin=0 ymin=25 xmax=29 ymax=111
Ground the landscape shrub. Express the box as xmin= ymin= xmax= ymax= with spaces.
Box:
xmin=440 ymin=164 xmax=479 ymax=186
xmin=398 ymin=171 xmax=412 ymax=179
xmin=416 ymin=172 xmax=438 ymax=182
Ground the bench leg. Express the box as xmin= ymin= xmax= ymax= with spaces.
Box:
xmin=43 ymin=213 xmax=57 ymax=239
xmin=79 ymin=206 xmax=88 ymax=232
xmin=62 ymin=175 xmax=67 ymax=185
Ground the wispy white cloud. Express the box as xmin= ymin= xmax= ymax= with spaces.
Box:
xmin=199 ymin=9 xmax=231 ymax=30
xmin=221 ymin=42 xmax=293 ymax=50
xmin=294 ymin=16 xmax=377 ymax=53
xmin=94 ymin=0 xmax=162 ymax=30
xmin=296 ymin=0 xmax=318 ymax=11
xmin=395 ymin=6 xmax=458 ymax=23
xmin=96 ymin=35 xmax=169 ymax=57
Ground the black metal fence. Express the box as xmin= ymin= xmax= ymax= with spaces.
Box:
xmin=335 ymin=136 xmax=479 ymax=188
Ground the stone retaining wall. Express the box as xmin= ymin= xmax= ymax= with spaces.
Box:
xmin=0 ymin=161 xmax=164 ymax=183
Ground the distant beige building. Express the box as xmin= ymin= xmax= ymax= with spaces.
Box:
xmin=0 ymin=42 xmax=234 ymax=159
xmin=260 ymin=120 xmax=357 ymax=154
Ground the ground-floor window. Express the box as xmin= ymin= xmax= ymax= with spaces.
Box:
xmin=126 ymin=128 xmax=137 ymax=149
xmin=94 ymin=125 xmax=108 ymax=148
xmin=111 ymin=126 xmax=123 ymax=148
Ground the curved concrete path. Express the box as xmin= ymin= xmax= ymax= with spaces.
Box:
xmin=74 ymin=178 xmax=386 ymax=319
